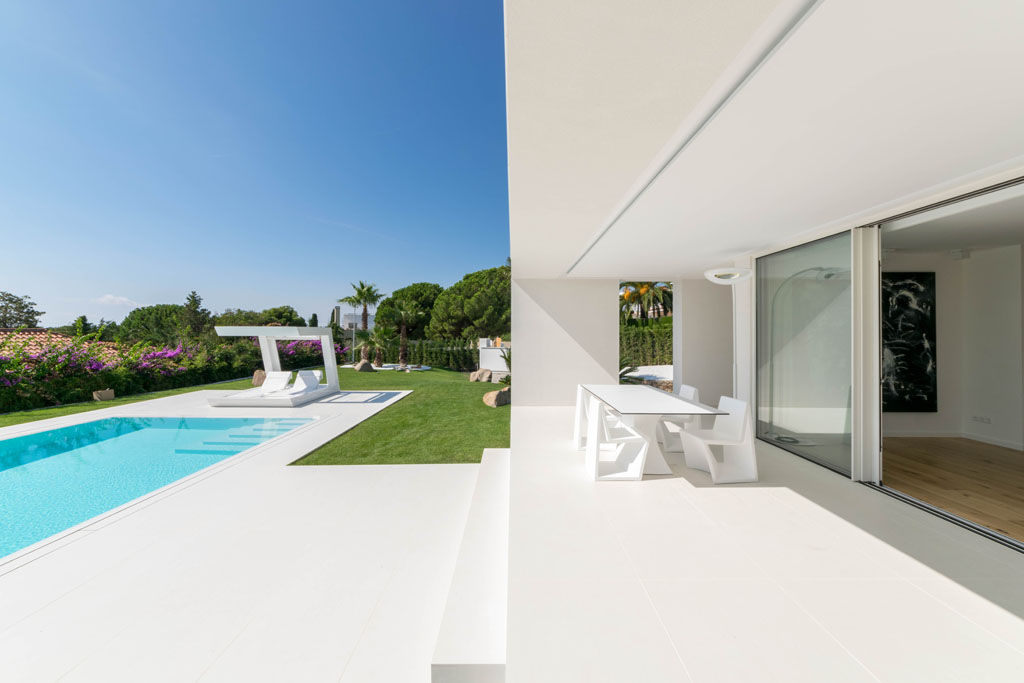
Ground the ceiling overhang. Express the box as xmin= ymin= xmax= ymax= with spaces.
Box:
xmin=568 ymin=0 xmax=1024 ymax=279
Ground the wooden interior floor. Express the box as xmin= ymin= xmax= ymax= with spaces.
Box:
xmin=883 ymin=437 xmax=1024 ymax=544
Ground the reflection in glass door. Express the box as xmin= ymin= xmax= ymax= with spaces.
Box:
xmin=756 ymin=232 xmax=853 ymax=474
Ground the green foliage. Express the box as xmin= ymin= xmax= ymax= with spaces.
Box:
xmin=379 ymin=297 xmax=426 ymax=366
xmin=426 ymin=265 xmax=510 ymax=340
xmin=117 ymin=304 xmax=183 ymax=345
xmin=499 ymin=347 xmax=511 ymax=386
xmin=262 ymin=305 xmax=306 ymax=326
xmin=0 ymin=292 xmax=44 ymax=328
xmin=214 ymin=305 xmax=305 ymax=327
xmin=375 ymin=282 xmax=442 ymax=339
xmin=620 ymin=323 xmax=672 ymax=367
xmin=308 ymin=313 xmax=318 ymax=327
xmin=50 ymin=315 xmax=118 ymax=341
xmin=355 ymin=324 xmax=396 ymax=366
xmin=179 ymin=291 xmax=213 ymax=339
xmin=0 ymin=326 xmax=346 ymax=413
xmin=620 ymin=282 xmax=672 ymax=323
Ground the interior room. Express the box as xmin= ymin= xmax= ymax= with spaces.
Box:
xmin=880 ymin=183 xmax=1024 ymax=544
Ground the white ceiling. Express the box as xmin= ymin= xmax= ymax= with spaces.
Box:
xmin=882 ymin=185 xmax=1024 ymax=252
xmin=565 ymin=0 xmax=1024 ymax=279
xmin=504 ymin=0 xmax=794 ymax=278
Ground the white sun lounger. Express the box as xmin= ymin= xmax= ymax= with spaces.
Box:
xmin=208 ymin=369 xmax=334 ymax=408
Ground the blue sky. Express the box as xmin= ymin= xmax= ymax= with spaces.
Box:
xmin=0 ymin=1 xmax=508 ymax=326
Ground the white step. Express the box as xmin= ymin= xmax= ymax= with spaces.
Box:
xmin=431 ymin=448 xmax=509 ymax=683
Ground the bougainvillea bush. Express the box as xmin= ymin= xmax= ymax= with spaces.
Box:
xmin=0 ymin=331 xmax=347 ymax=413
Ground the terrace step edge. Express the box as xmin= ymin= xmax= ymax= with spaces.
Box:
xmin=431 ymin=448 xmax=509 ymax=683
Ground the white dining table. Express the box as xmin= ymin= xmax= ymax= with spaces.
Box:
xmin=573 ymin=384 xmax=725 ymax=475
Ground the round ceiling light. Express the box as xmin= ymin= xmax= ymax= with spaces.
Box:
xmin=704 ymin=267 xmax=753 ymax=285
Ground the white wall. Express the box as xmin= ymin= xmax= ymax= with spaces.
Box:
xmin=882 ymin=245 xmax=1024 ymax=450
xmin=961 ymin=246 xmax=1024 ymax=449
xmin=673 ymin=279 xmax=733 ymax=405
xmin=881 ymin=252 xmax=964 ymax=438
xmin=511 ymin=278 xmax=619 ymax=406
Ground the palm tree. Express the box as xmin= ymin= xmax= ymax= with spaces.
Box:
xmin=355 ymin=324 xmax=396 ymax=367
xmin=619 ymin=282 xmax=672 ymax=322
xmin=339 ymin=281 xmax=384 ymax=361
xmin=387 ymin=299 xmax=424 ymax=366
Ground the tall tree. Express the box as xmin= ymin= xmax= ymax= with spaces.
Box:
xmin=0 ymin=291 xmax=44 ymax=327
xmin=426 ymin=264 xmax=510 ymax=340
xmin=375 ymin=282 xmax=442 ymax=340
xmin=179 ymin=291 xmax=212 ymax=339
xmin=339 ymin=281 xmax=384 ymax=361
xmin=118 ymin=304 xmax=184 ymax=345
xmin=355 ymin=324 xmax=395 ymax=367
xmin=620 ymin=282 xmax=672 ymax=322
xmin=308 ymin=312 xmax=319 ymax=327
xmin=381 ymin=299 xmax=424 ymax=366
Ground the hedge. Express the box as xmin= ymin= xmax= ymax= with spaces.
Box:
xmin=620 ymin=324 xmax=672 ymax=367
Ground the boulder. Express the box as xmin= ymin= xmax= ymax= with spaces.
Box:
xmin=92 ymin=388 xmax=115 ymax=401
xmin=482 ymin=386 xmax=511 ymax=407
xmin=470 ymin=368 xmax=492 ymax=383
xmin=354 ymin=359 xmax=377 ymax=372
xmin=252 ymin=369 xmax=267 ymax=387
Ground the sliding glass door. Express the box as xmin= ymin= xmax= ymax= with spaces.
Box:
xmin=756 ymin=232 xmax=853 ymax=474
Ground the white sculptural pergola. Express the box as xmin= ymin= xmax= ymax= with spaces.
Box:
xmin=207 ymin=326 xmax=340 ymax=407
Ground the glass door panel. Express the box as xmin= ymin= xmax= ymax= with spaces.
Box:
xmin=756 ymin=232 xmax=852 ymax=474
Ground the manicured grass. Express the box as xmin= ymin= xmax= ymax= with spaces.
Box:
xmin=0 ymin=378 xmax=253 ymax=428
xmin=292 ymin=368 xmax=509 ymax=465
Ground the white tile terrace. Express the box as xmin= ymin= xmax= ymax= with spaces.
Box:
xmin=507 ymin=406 xmax=1024 ymax=682
xmin=0 ymin=390 xmax=481 ymax=683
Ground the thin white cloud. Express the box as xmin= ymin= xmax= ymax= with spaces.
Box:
xmin=92 ymin=294 xmax=139 ymax=308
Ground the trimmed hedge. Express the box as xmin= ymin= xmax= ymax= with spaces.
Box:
xmin=385 ymin=339 xmax=479 ymax=372
xmin=620 ymin=323 xmax=672 ymax=367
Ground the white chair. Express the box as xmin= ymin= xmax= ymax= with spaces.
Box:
xmin=656 ymin=384 xmax=700 ymax=453
xmin=257 ymin=371 xmax=293 ymax=395
xmin=585 ymin=397 xmax=648 ymax=481
xmin=268 ymin=370 xmax=322 ymax=397
xmin=678 ymin=396 xmax=758 ymax=484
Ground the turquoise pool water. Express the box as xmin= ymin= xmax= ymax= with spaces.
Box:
xmin=0 ymin=416 xmax=311 ymax=558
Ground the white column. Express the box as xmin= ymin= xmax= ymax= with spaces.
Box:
xmin=320 ymin=334 xmax=340 ymax=390
xmin=672 ymin=280 xmax=684 ymax=394
xmin=258 ymin=336 xmax=281 ymax=372
xmin=851 ymin=226 xmax=881 ymax=483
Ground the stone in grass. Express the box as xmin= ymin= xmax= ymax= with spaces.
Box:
xmin=482 ymin=386 xmax=511 ymax=407
xmin=252 ymin=369 xmax=267 ymax=386
xmin=470 ymin=368 xmax=492 ymax=382
xmin=354 ymin=359 xmax=377 ymax=372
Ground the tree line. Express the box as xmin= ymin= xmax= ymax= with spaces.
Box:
xmin=4 ymin=262 xmax=511 ymax=350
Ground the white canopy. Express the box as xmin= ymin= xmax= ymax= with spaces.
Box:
xmin=215 ymin=326 xmax=339 ymax=391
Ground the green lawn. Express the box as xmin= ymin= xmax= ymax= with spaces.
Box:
xmin=1 ymin=368 xmax=510 ymax=465
xmin=0 ymin=378 xmax=253 ymax=428
xmin=292 ymin=368 xmax=509 ymax=465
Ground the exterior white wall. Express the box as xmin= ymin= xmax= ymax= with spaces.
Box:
xmin=672 ymin=279 xmax=733 ymax=405
xmin=961 ymin=246 xmax=1024 ymax=450
xmin=511 ymin=278 xmax=619 ymax=406
xmin=479 ymin=345 xmax=510 ymax=373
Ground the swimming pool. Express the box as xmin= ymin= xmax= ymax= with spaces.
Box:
xmin=0 ymin=416 xmax=312 ymax=559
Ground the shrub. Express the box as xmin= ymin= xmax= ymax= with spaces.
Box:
xmin=619 ymin=323 xmax=672 ymax=367
xmin=0 ymin=330 xmax=348 ymax=413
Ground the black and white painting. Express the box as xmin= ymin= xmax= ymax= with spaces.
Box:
xmin=882 ymin=272 xmax=937 ymax=412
